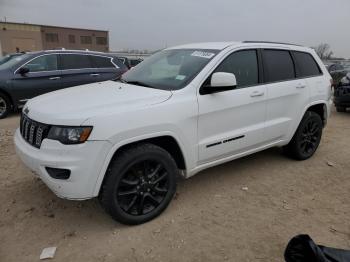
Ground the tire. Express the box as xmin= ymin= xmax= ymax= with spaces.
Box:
xmin=336 ymin=106 xmax=346 ymax=112
xmin=284 ymin=111 xmax=323 ymax=160
xmin=0 ymin=93 xmax=11 ymax=119
xmin=99 ymin=143 xmax=178 ymax=225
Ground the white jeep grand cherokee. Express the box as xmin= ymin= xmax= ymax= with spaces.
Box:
xmin=15 ymin=41 xmax=332 ymax=224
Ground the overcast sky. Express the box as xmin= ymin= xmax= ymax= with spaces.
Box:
xmin=0 ymin=0 xmax=349 ymax=57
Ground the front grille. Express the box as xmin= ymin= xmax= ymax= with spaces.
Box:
xmin=20 ymin=114 xmax=50 ymax=148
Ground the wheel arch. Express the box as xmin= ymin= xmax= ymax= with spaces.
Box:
xmin=93 ymin=133 xmax=188 ymax=197
xmin=285 ymin=100 xmax=329 ymax=146
xmin=305 ymin=102 xmax=328 ymax=126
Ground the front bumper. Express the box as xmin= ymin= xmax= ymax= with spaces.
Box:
xmin=14 ymin=129 xmax=112 ymax=200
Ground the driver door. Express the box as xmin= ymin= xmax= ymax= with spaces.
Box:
xmin=197 ymin=49 xmax=267 ymax=164
xmin=11 ymin=54 xmax=61 ymax=104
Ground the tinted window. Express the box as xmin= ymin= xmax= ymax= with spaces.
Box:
xmin=25 ymin=55 xmax=58 ymax=72
xmin=90 ymin=56 xmax=114 ymax=68
xmin=263 ymin=50 xmax=295 ymax=82
xmin=215 ymin=50 xmax=259 ymax=88
xmin=60 ymin=54 xmax=92 ymax=70
xmin=293 ymin=51 xmax=322 ymax=77
xmin=335 ymin=64 xmax=344 ymax=70
xmin=112 ymin=58 xmax=128 ymax=70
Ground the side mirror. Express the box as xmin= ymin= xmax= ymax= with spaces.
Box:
xmin=211 ymin=72 xmax=237 ymax=88
xmin=201 ymin=72 xmax=237 ymax=95
xmin=347 ymin=72 xmax=350 ymax=79
xmin=18 ymin=67 xmax=29 ymax=75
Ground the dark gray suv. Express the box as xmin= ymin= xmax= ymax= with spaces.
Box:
xmin=0 ymin=50 xmax=128 ymax=119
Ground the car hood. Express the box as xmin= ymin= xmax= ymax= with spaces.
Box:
xmin=25 ymin=81 xmax=172 ymax=125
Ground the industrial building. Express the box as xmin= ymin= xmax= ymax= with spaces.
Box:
xmin=0 ymin=21 xmax=109 ymax=55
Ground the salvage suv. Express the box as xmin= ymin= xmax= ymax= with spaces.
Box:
xmin=15 ymin=41 xmax=332 ymax=224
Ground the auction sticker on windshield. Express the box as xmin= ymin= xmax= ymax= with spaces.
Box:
xmin=191 ymin=51 xmax=215 ymax=59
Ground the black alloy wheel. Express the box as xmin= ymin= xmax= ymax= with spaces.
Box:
xmin=99 ymin=143 xmax=177 ymax=225
xmin=284 ymin=111 xmax=323 ymax=160
xmin=116 ymin=160 xmax=170 ymax=216
xmin=297 ymin=117 xmax=322 ymax=157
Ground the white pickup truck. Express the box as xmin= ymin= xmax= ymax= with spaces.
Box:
xmin=15 ymin=41 xmax=332 ymax=224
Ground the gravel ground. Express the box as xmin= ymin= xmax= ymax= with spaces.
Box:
xmin=0 ymin=109 xmax=349 ymax=262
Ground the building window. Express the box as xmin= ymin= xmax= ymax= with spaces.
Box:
xmin=80 ymin=36 xmax=92 ymax=44
xmin=68 ymin=35 xmax=75 ymax=44
xmin=45 ymin=33 xmax=59 ymax=43
xmin=96 ymin=37 xmax=107 ymax=45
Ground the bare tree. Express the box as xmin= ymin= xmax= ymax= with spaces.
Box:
xmin=312 ymin=43 xmax=333 ymax=60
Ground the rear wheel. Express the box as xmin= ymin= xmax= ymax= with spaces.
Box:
xmin=0 ymin=93 xmax=10 ymax=119
xmin=336 ymin=106 xmax=346 ymax=112
xmin=99 ymin=143 xmax=177 ymax=225
xmin=284 ymin=111 xmax=323 ymax=160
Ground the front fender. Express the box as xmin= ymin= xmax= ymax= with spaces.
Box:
xmin=91 ymin=130 xmax=191 ymax=197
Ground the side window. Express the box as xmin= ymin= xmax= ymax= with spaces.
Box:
xmin=60 ymin=54 xmax=93 ymax=70
xmin=25 ymin=55 xmax=58 ymax=72
xmin=214 ymin=50 xmax=259 ymax=88
xmin=263 ymin=50 xmax=295 ymax=82
xmin=112 ymin=58 xmax=128 ymax=70
xmin=336 ymin=64 xmax=344 ymax=71
xmin=90 ymin=56 xmax=115 ymax=68
xmin=293 ymin=51 xmax=322 ymax=78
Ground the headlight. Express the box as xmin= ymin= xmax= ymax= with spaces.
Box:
xmin=47 ymin=126 xmax=93 ymax=144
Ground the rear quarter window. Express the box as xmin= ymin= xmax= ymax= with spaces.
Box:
xmin=60 ymin=54 xmax=92 ymax=70
xmin=263 ymin=49 xmax=295 ymax=83
xmin=292 ymin=51 xmax=322 ymax=78
xmin=90 ymin=55 xmax=115 ymax=68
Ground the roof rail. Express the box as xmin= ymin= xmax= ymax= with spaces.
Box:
xmin=41 ymin=49 xmax=106 ymax=53
xmin=243 ymin=41 xmax=302 ymax=47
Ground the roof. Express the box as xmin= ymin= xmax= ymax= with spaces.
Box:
xmin=0 ymin=21 xmax=108 ymax=32
xmin=24 ymin=49 xmax=111 ymax=56
xmin=167 ymin=41 xmax=309 ymax=51
xmin=167 ymin=42 xmax=241 ymax=50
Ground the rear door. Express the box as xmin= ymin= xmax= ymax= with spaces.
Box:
xmin=262 ymin=49 xmax=309 ymax=142
xmin=292 ymin=51 xmax=326 ymax=104
xmin=59 ymin=53 xmax=98 ymax=89
xmin=89 ymin=55 xmax=127 ymax=81
xmin=197 ymin=49 xmax=267 ymax=164
xmin=11 ymin=54 xmax=61 ymax=103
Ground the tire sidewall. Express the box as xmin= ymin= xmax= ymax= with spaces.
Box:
xmin=0 ymin=93 xmax=10 ymax=119
xmin=105 ymin=145 xmax=177 ymax=224
xmin=294 ymin=112 xmax=323 ymax=159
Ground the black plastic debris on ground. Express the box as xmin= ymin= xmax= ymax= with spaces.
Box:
xmin=284 ymin=234 xmax=350 ymax=262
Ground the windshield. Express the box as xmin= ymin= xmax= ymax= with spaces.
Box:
xmin=0 ymin=53 xmax=23 ymax=65
xmin=0 ymin=53 xmax=31 ymax=70
xmin=121 ymin=49 xmax=219 ymax=90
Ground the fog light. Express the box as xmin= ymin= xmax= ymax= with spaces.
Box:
xmin=45 ymin=167 xmax=71 ymax=180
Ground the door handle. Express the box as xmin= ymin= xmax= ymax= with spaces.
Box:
xmin=250 ymin=90 xmax=264 ymax=97
xmin=296 ymin=83 xmax=306 ymax=89
xmin=49 ymin=77 xmax=61 ymax=80
xmin=90 ymin=73 xmax=100 ymax=77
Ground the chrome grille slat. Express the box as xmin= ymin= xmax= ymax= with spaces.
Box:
xmin=20 ymin=114 xmax=50 ymax=149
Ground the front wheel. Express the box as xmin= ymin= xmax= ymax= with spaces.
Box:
xmin=284 ymin=111 xmax=323 ymax=160
xmin=0 ymin=93 xmax=10 ymax=119
xmin=99 ymin=143 xmax=178 ymax=225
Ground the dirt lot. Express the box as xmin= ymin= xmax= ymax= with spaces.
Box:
xmin=0 ymin=110 xmax=349 ymax=262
